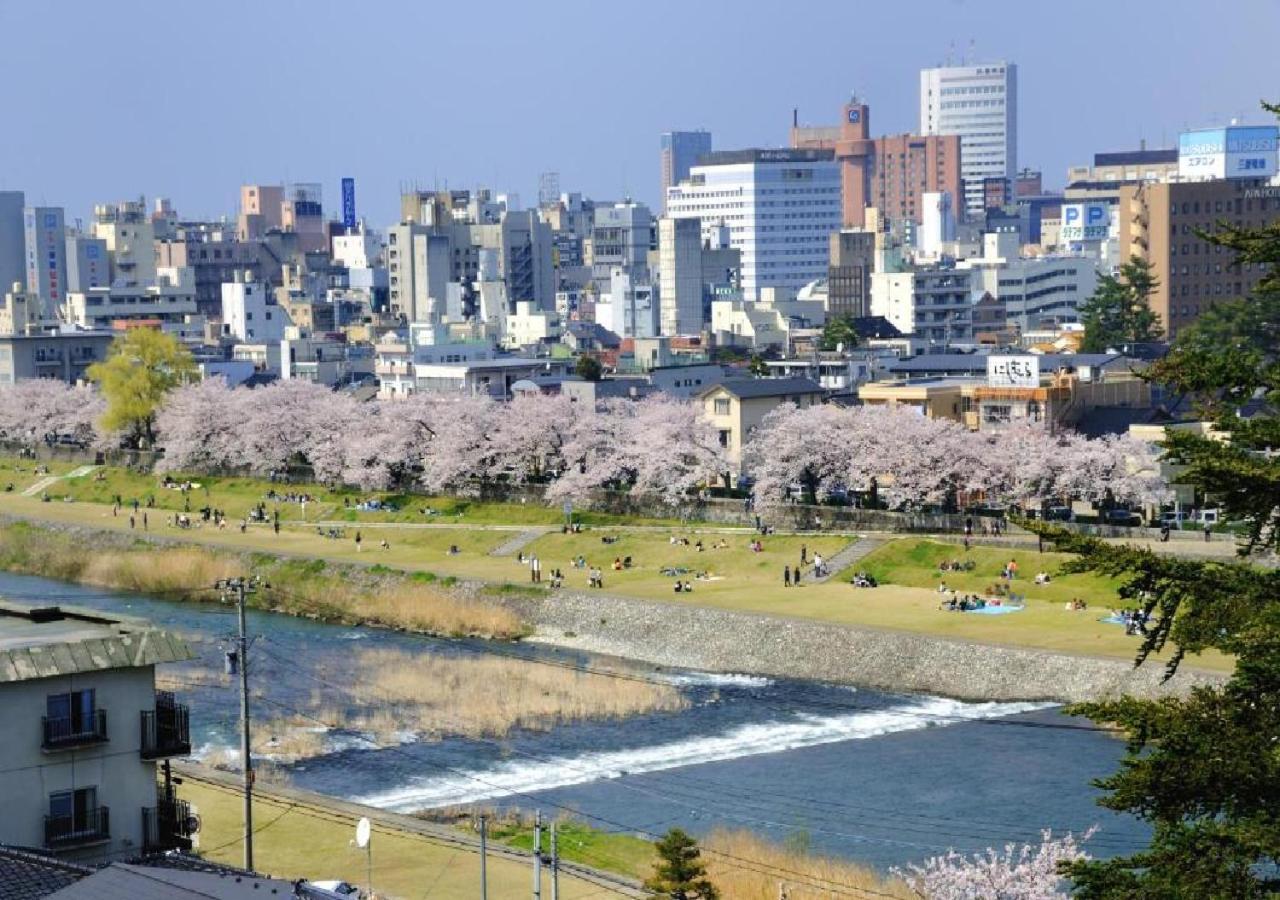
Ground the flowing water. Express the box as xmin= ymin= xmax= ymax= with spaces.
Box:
xmin=2 ymin=571 xmax=1150 ymax=871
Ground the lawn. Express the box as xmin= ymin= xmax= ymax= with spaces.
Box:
xmin=182 ymin=776 xmax=622 ymax=898
xmin=14 ymin=455 xmax=681 ymax=527
xmin=0 ymin=456 xmax=79 ymax=493
xmin=0 ymin=489 xmax=1232 ymax=672
xmin=484 ymin=815 xmax=655 ymax=880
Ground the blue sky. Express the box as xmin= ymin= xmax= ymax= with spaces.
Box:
xmin=2 ymin=0 xmax=1277 ymax=227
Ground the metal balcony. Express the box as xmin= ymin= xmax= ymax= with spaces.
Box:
xmin=140 ymin=692 xmax=191 ymax=759
xmin=42 ymin=710 xmax=108 ymax=751
xmin=142 ymin=789 xmax=194 ymax=853
xmin=45 ymin=806 xmax=110 ymax=848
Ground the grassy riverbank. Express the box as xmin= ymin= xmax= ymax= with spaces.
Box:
xmin=0 ymin=519 xmax=525 ymax=639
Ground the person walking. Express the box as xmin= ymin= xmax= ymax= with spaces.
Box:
xmin=129 ymin=514 xmax=135 ymax=530
xmin=784 ymin=565 xmax=792 ymax=588
xmin=142 ymin=512 xmax=148 ymax=531
xmin=531 ymin=555 xmax=541 ymax=583
xmin=800 ymin=544 xmax=808 ymax=565
xmin=355 ymin=531 xmax=363 ymax=552
xmin=1204 ymin=523 xmax=1211 ymax=543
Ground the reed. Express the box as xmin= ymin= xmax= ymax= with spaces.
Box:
xmin=305 ymin=647 xmax=687 ymax=744
xmin=0 ymin=521 xmax=525 ymax=639
xmin=701 ymin=829 xmax=913 ymax=899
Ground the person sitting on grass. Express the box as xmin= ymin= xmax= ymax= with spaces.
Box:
xmin=1034 ymin=571 xmax=1051 ymax=585
xmin=612 ymin=557 xmax=623 ymax=571
xmin=938 ymin=580 xmax=949 ymax=593
xmin=448 ymin=544 xmax=459 ymax=555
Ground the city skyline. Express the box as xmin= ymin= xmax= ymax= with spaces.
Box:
xmin=2 ymin=0 xmax=1277 ymax=227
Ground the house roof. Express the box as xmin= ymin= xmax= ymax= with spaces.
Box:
xmin=0 ymin=846 xmax=92 ymax=900
xmin=44 ymin=863 xmax=301 ymax=900
xmin=0 ymin=603 xmax=194 ymax=684
xmin=702 ymin=377 xmax=825 ymax=399
xmin=886 ymin=352 xmax=1124 ymax=376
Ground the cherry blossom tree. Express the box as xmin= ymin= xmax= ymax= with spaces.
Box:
xmin=0 ymin=380 xmax=104 ymax=446
xmin=745 ymin=403 xmax=853 ymax=510
xmin=154 ymin=378 xmax=249 ymax=472
xmin=626 ymin=394 xmax=726 ymax=506
xmin=414 ymin=393 xmax=498 ymax=495
xmin=485 ymin=392 xmax=581 ymax=483
xmin=894 ymin=828 xmax=1095 ymax=900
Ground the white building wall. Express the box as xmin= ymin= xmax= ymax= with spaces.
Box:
xmin=658 ymin=217 xmax=703 ymax=335
xmin=666 ymin=151 xmax=841 ymax=302
xmin=920 ymin=62 xmax=1018 ymax=219
xmin=221 ymin=279 xmax=286 ymax=343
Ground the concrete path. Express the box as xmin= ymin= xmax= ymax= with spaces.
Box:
xmin=489 ymin=527 xmax=556 ymax=557
xmin=800 ymin=534 xmax=888 ymax=584
xmin=20 ymin=465 xmax=99 ymax=497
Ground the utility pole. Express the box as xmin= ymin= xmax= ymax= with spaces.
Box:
xmin=549 ymin=821 xmax=559 ymax=900
xmin=532 ymin=810 xmax=542 ymax=900
xmin=218 ymin=577 xmax=257 ymax=872
xmin=479 ymin=815 xmax=488 ymax=900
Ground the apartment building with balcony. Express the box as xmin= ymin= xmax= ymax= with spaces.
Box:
xmin=0 ymin=602 xmax=196 ymax=860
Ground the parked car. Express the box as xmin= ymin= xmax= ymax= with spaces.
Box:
xmin=1103 ymin=508 xmax=1142 ymax=527
xmin=305 ymin=881 xmax=361 ymax=899
xmin=1043 ymin=505 xmax=1073 ymax=522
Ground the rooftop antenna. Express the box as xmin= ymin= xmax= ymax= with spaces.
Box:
xmin=967 ymin=38 xmax=976 ymax=65
xmin=946 ymin=40 xmax=955 ymax=66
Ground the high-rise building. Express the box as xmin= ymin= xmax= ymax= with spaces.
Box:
xmin=587 ymin=202 xmax=653 ymax=286
xmin=658 ymin=217 xmax=703 ymax=335
xmin=1118 ymin=178 xmax=1280 ymax=338
xmin=792 ymin=101 xmax=961 ymax=231
xmin=91 ymin=199 xmax=156 ymax=287
xmin=667 ymin=148 xmax=841 ymax=302
xmin=24 ymin=207 xmax=67 ymax=320
xmin=660 ymin=131 xmax=712 ymax=214
xmin=65 ymin=235 xmax=110 ymax=292
xmin=920 ymin=62 xmax=1018 ymax=220
xmin=0 ymin=192 xmax=24 ymax=296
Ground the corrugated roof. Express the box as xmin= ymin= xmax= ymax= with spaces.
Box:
xmin=887 ymin=353 xmax=1123 ymax=374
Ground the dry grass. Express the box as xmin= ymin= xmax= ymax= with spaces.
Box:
xmin=0 ymin=521 xmax=526 ymax=639
xmin=81 ymin=548 xmax=241 ymax=593
xmin=702 ymin=830 xmax=913 ymax=900
xmin=323 ymin=647 xmax=686 ymax=742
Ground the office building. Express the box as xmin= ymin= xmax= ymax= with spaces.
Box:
xmin=871 ymin=266 xmax=975 ymax=346
xmin=91 ymin=199 xmax=156 ymax=287
xmin=1118 ymin=177 xmax=1280 ymax=337
xmin=0 ymin=601 xmax=195 ymax=860
xmin=920 ymin=62 xmax=1018 ymax=219
xmin=64 ymin=268 xmax=199 ymax=330
xmin=658 ymin=216 xmax=704 ymax=335
xmin=660 ymin=130 xmax=712 ymax=213
xmin=64 ymin=235 xmax=110 ymax=292
xmin=24 ymin=206 xmax=68 ymax=320
xmin=221 ymin=271 xmax=286 ymax=343
xmin=792 ymin=101 xmax=962 ymax=231
xmin=0 ymin=191 xmax=24 ymax=295
xmin=827 ymin=230 xmax=875 ymax=317
xmin=237 ymin=183 xmax=285 ymax=240
xmin=587 ymin=202 xmax=654 ymax=284
xmin=667 ymin=148 xmax=841 ymax=301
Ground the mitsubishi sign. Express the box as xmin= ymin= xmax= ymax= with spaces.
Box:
xmin=1060 ymin=203 xmax=1109 ymax=242
xmin=1179 ymin=125 xmax=1279 ymax=180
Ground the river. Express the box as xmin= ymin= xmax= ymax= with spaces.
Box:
xmin=1 ymin=571 xmax=1150 ymax=872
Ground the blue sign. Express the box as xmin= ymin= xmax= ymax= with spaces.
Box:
xmin=847 ymin=108 xmax=861 ymax=124
xmin=341 ymin=177 xmax=356 ymax=229
xmin=43 ymin=213 xmax=58 ymax=229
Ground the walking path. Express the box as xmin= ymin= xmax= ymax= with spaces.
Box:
xmin=489 ymin=527 xmax=556 ymax=557
xmin=802 ymin=535 xmax=888 ymax=584
xmin=21 ymin=465 xmax=99 ymax=497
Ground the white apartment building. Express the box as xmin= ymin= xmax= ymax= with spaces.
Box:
xmin=503 ymin=301 xmax=561 ymax=350
xmin=222 ymin=272 xmax=287 ymax=343
xmin=958 ymin=232 xmax=1100 ymax=330
xmin=920 ymin=62 xmax=1018 ymax=220
xmin=658 ymin=216 xmax=704 ymax=336
xmin=666 ymin=149 xmax=841 ymax=302
xmin=871 ymin=267 xmax=976 ymax=346
xmin=0 ymin=601 xmax=195 ymax=860
xmin=63 ymin=267 xmax=199 ymax=329
xmin=90 ymin=199 xmax=157 ymax=287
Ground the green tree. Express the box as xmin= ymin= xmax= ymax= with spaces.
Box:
xmin=748 ymin=353 xmax=768 ymax=377
xmin=819 ymin=313 xmax=860 ymax=352
xmin=574 ymin=354 xmax=603 ymax=382
xmin=87 ymin=329 xmax=195 ymax=448
xmin=644 ymin=829 xmax=719 ymax=900
xmin=1078 ymin=255 xmax=1163 ymax=352
xmin=1039 ymin=103 xmax=1280 ymax=898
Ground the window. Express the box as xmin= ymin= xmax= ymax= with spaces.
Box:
xmin=717 ymin=429 xmax=731 ymax=448
xmin=983 ymin=404 xmax=1012 ymax=425
xmin=713 ymin=398 xmax=731 ymax=415
xmin=48 ymin=787 xmax=100 ymax=840
xmin=45 ymin=690 xmax=98 ymax=745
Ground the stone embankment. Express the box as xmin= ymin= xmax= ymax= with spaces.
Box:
xmin=513 ymin=591 xmax=1225 ymax=704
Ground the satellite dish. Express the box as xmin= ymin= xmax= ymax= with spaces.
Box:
xmin=355 ymin=817 xmax=371 ymax=849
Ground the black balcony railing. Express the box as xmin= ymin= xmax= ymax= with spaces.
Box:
xmin=140 ymin=692 xmax=190 ymax=759
xmin=42 ymin=709 xmax=108 ymax=750
xmin=45 ymin=806 xmax=110 ymax=848
xmin=142 ymin=790 xmax=194 ymax=853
